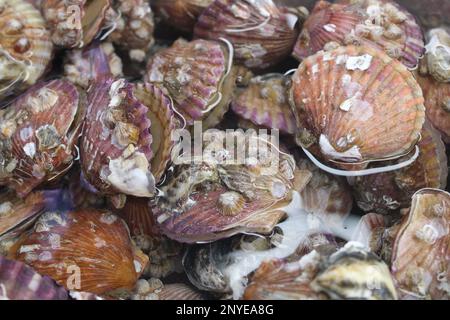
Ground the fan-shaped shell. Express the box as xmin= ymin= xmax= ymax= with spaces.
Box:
xmin=116 ymin=196 xmax=158 ymax=238
xmin=290 ymin=45 xmax=425 ymax=168
xmin=145 ymin=38 xmax=235 ymax=126
xmin=158 ymin=283 xmax=206 ymax=300
xmin=391 ymin=189 xmax=450 ymax=299
xmin=194 ymin=0 xmax=300 ymax=69
xmin=13 ymin=209 xmax=148 ymax=295
xmin=0 ymin=0 xmax=53 ymax=100
xmin=231 ymin=73 xmax=296 ymax=135
xmin=349 ymin=121 xmax=448 ymax=213
xmin=0 ymin=80 xmax=84 ymax=197
xmin=0 ymin=255 xmax=68 ymax=300
xmin=80 ymin=77 xmax=155 ymax=198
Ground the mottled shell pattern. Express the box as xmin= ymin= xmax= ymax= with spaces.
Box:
xmin=231 ymin=73 xmax=296 ymax=135
xmin=293 ymin=0 xmax=425 ymax=69
xmin=422 ymin=28 xmax=450 ymax=83
xmin=290 ymin=45 xmax=425 ymax=169
xmin=0 ymin=80 xmax=84 ymax=197
xmin=13 ymin=209 xmax=148 ymax=295
xmin=0 ymin=0 xmax=53 ymax=100
xmin=0 ymin=255 xmax=68 ymax=300
xmin=42 ymin=0 xmax=113 ymax=48
xmin=145 ymin=38 xmax=235 ymax=127
xmin=349 ymin=122 xmax=448 ymax=214
xmin=194 ymin=0 xmax=300 ymax=69
xmin=391 ymin=189 xmax=450 ymax=300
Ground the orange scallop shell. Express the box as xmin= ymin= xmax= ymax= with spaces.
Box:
xmin=391 ymin=189 xmax=450 ymax=299
xmin=158 ymin=283 xmax=206 ymax=300
xmin=290 ymin=45 xmax=425 ymax=168
xmin=13 ymin=209 xmax=148 ymax=295
xmin=116 ymin=196 xmax=159 ymax=238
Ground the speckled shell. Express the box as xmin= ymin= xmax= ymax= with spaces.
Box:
xmin=297 ymin=158 xmax=352 ymax=229
xmin=391 ymin=189 xmax=450 ymax=300
xmin=108 ymin=0 xmax=155 ymax=62
xmin=423 ymin=28 xmax=450 ymax=83
xmin=244 ymin=255 xmax=325 ymax=300
xmin=152 ymin=130 xmax=296 ymax=243
xmin=231 ymin=73 xmax=296 ymax=135
xmin=0 ymin=80 xmax=84 ymax=197
xmin=0 ymin=0 xmax=53 ymax=100
xmin=13 ymin=209 xmax=148 ymax=295
xmin=145 ymin=38 xmax=235 ymax=126
xmin=64 ymin=42 xmax=123 ymax=89
xmin=290 ymin=45 xmax=425 ymax=168
xmin=0 ymin=255 xmax=68 ymax=300
xmin=293 ymin=0 xmax=425 ymax=69
xmin=349 ymin=122 xmax=448 ymax=214
xmin=194 ymin=0 xmax=300 ymax=69
xmin=133 ymin=82 xmax=177 ymax=183
xmin=152 ymin=0 xmax=213 ymax=33
xmin=0 ymin=189 xmax=45 ymax=241
xmin=42 ymin=0 xmax=112 ymax=48
xmin=158 ymin=283 xmax=206 ymax=300
xmin=80 ymin=78 xmax=156 ymax=198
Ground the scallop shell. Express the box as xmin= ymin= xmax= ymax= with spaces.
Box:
xmin=145 ymin=38 xmax=235 ymax=127
xmin=194 ymin=0 xmax=299 ymax=69
xmin=108 ymin=0 xmax=155 ymax=62
xmin=295 ymin=0 xmax=424 ymax=69
xmin=0 ymin=255 xmax=68 ymax=300
xmin=64 ymin=42 xmax=123 ymax=89
xmin=158 ymin=283 xmax=206 ymax=300
xmin=391 ymin=189 xmax=450 ymax=300
xmin=423 ymin=28 xmax=450 ymax=83
xmin=415 ymin=74 xmax=450 ymax=143
xmin=349 ymin=122 xmax=448 ymax=213
xmin=0 ymin=0 xmax=53 ymax=100
xmin=0 ymin=79 xmax=84 ymax=197
xmin=290 ymin=45 xmax=425 ymax=168
xmin=116 ymin=196 xmax=158 ymax=238
xmin=42 ymin=0 xmax=112 ymax=48
xmin=296 ymin=158 xmax=353 ymax=229
xmin=13 ymin=209 xmax=149 ymax=295
xmin=152 ymin=130 xmax=296 ymax=243
xmin=152 ymin=0 xmax=213 ymax=33
xmin=80 ymin=77 xmax=156 ymax=198
xmin=351 ymin=212 xmax=386 ymax=252
xmin=231 ymin=73 xmax=296 ymax=135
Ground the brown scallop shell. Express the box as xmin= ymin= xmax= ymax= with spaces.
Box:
xmin=0 ymin=255 xmax=68 ymax=300
xmin=42 ymin=0 xmax=112 ymax=48
xmin=116 ymin=196 xmax=158 ymax=238
xmin=145 ymin=38 xmax=235 ymax=127
xmin=152 ymin=0 xmax=213 ymax=33
xmin=13 ymin=209 xmax=148 ymax=295
xmin=293 ymin=0 xmax=425 ymax=69
xmin=349 ymin=121 xmax=448 ymax=214
xmin=0 ymin=0 xmax=53 ymax=100
xmin=0 ymin=79 xmax=84 ymax=197
xmin=391 ymin=189 xmax=450 ymax=299
xmin=231 ymin=73 xmax=296 ymax=135
xmin=194 ymin=0 xmax=300 ymax=69
xmin=290 ymin=45 xmax=425 ymax=168
xmin=416 ymin=73 xmax=450 ymax=143
xmin=80 ymin=77 xmax=156 ymax=198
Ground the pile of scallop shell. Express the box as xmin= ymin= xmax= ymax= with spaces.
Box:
xmin=0 ymin=0 xmax=449 ymax=300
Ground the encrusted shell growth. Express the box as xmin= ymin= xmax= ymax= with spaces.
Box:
xmin=13 ymin=209 xmax=148 ymax=295
xmin=290 ymin=45 xmax=425 ymax=169
xmin=0 ymin=255 xmax=68 ymax=300
xmin=80 ymin=78 xmax=155 ymax=198
xmin=152 ymin=0 xmax=213 ymax=33
xmin=0 ymin=0 xmax=53 ymax=100
xmin=231 ymin=73 xmax=296 ymax=135
xmin=145 ymin=38 xmax=236 ymax=127
xmin=108 ymin=0 xmax=155 ymax=62
xmin=42 ymin=0 xmax=113 ymax=48
xmin=391 ymin=189 xmax=450 ymax=300
xmin=152 ymin=130 xmax=297 ymax=243
xmin=422 ymin=28 xmax=450 ymax=83
xmin=293 ymin=0 xmax=425 ymax=69
xmin=194 ymin=0 xmax=300 ymax=69
xmin=349 ymin=122 xmax=448 ymax=214
xmin=64 ymin=42 xmax=123 ymax=89
xmin=0 ymin=80 xmax=84 ymax=197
